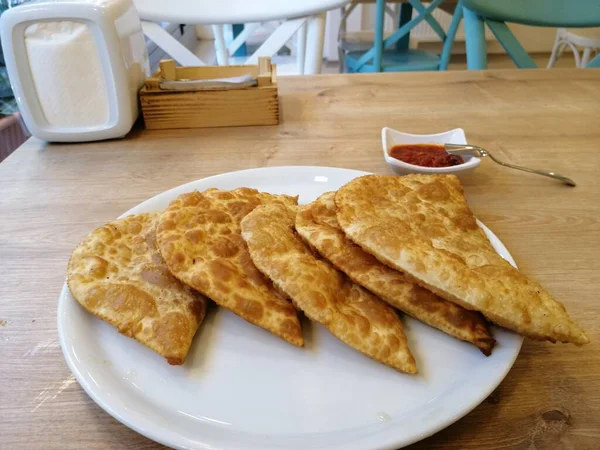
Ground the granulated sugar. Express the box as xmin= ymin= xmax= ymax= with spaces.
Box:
xmin=24 ymin=21 xmax=110 ymax=127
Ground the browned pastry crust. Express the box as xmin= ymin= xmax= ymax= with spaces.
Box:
xmin=156 ymin=188 xmax=303 ymax=347
xmin=241 ymin=203 xmax=417 ymax=374
xmin=296 ymin=192 xmax=495 ymax=355
xmin=68 ymin=213 xmax=207 ymax=365
xmin=335 ymin=174 xmax=588 ymax=345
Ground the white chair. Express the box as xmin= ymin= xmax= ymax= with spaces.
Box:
xmin=547 ymin=28 xmax=600 ymax=68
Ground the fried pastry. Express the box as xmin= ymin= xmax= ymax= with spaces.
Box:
xmin=156 ymin=188 xmax=303 ymax=347
xmin=68 ymin=213 xmax=207 ymax=365
xmin=296 ymin=192 xmax=495 ymax=354
xmin=241 ymin=203 xmax=417 ymax=374
xmin=335 ymin=174 xmax=589 ymax=345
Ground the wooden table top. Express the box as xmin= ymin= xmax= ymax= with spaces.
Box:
xmin=1 ymin=69 xmax=599 ymax=449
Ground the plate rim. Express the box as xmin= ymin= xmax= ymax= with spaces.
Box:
xmin=58 ymin=165 xmax=523 ymax=450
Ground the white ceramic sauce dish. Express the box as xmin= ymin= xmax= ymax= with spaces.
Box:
xmin=382 ymin=127 xmax=481 ymax=175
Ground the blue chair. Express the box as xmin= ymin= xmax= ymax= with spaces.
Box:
xmin=463 ymin=0 xmax=600 ymax=69
xmin=344 ymin=0 xmax=465 ymax=72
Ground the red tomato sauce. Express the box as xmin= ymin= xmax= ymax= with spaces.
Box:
xmin=389 ymin=144 xmax=464 ymax=167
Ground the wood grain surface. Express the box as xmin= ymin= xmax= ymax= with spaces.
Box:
xmin=1 ymin=69 xmax=599 ymax=450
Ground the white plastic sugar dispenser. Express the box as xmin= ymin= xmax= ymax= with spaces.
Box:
xmin=0 ymin=0 xmax=149 ymax=142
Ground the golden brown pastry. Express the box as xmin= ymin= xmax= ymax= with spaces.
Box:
xmin=335 ymin=174 xmax=589 ymax=345
xmin=241 ymin=203 xmax=417 ymax=374
xmin=68 ymin=213 xmax=207 ymax=365
xmin=296 ymin=192 xmax=495 ymax=355
xmin=156 ymin=188 xmax=303 ymax=347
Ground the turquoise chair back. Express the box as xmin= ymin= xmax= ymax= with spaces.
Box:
xmin=463 ymin=0 xmax=600 ymax=69
xmin=344 ymin=0 xmax=464 ymax=73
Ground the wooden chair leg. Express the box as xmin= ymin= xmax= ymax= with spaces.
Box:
xmin=485 ymin=20 xmax=536 ymax=69
xmin=567 ymin=42 xmax=582 ymax=68
xmin=547 ymin=31 xmax=563 ymax=68
xmin=305 ymin=13 xmax=326 ymax=75
xmin=396 ymin=3 xmax=413 ymax=51
xmin=463 ymin=6 xmax=487 ymax=70
xmin=232 ymin=24 xmax=247 ymax=57
xmin=439 ymin=0 xmax=464 ymax=70
xmin=373 ymin=0 xmax=386 ymax=72
xmin=212 ymin=25 xmax=229 ymax=66
xmin=296 ymin=22 xmax=307 ymax=75
xmin=338 ymin=46 xmax=346 ymax=73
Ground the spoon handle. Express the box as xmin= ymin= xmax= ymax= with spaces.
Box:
xmin=485 ymin=152 xmax=577 ymax=187
xmin=444 ymin=144 xmax=576 ymax=187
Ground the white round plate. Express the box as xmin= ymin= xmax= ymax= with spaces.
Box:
xmin=58 ymin=166 xmax=523 ymax=450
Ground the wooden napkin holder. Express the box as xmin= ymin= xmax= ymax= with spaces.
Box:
xmin=139 ymin=57 xmax=279 ymax=130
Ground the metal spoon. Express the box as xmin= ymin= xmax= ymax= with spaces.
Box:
xmin=444 ymin=144 xmax=576 ymax=187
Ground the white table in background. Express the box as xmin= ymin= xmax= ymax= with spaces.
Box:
xmin=135 ymin=0 xmax=349 ymax=74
